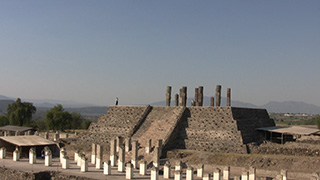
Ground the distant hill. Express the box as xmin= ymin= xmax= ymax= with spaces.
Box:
xmin=260 ymin=101 xmax=320 ymax=114
xmin=0 ymin=100 xmax=15 ymax=115
xmin=150 ymin=97 xmax=320 ymax=114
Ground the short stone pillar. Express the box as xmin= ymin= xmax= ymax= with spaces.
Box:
xmin=249 ymin=166 xmax=256 ymax=180
xmin=110 ymin=138 xmax=117 ymax=166
xmin=241 ymin=171 xmax=249 ymax=180
xmin=155 ymin=139 xmax=162 ymax=158
xmin=118 ymin=145 xmax=125 ymax=172
xmin=164 ymin=162 xmax=171 ymax=179
xmin=153 ymin=147 xmax=160 ymax=168
xmin=0 ymin=147 xmax=6 ymax=159
xmin=104 ymin=160 xmax=111 ymax=175
xmin=91 ymin=143 xmax=96 ymax=164
xmin=151 ymin=166 xmax=159 ymax=180
xmin=145 ymin=139 xmax=151 ymax=153
xmin=61 ymin=154 xmax=69 ymax=169
xmin=166 ymin=86 xmax=172 ymax=106
xmin=223 ymin=166 xmax=230 ymax=180
xmin=126 ymin=163 xmax=133 ymax=179
xmin=281 ymin=169 xmax=287 ymax=180
xmin=175 ymin=94 xmax=179 ymax=106
xmin=131 ymin=140 xmax=138 ymax=168
xmin=116 ymin=136 xmax=123 ymax=152
xmin=203 ymin=174 xmax=211 ymax=180
xmin=125 ymin=138 xmax=131 ymax=152
xmin=54 ymin=131 xmax=59 ymax=141
xmin=44 ymin=147 xmax=52 ymax=166
xmin=80 ymin=155 xmax=88 ymax=172
xmin=96 ymin=144 xmax=103 ymax=169
xmin=174 ymin=170 xmax=182 ymax=180
xmin=60 ymin=147 xmax=66 ymax=163
xmin=213 ymin=168 xmax=221 ymax=180
xmin=74 ymin=150 xmax=80 ymax=162
xmin=227 ymin=88 xmax=231 ymax=106
xmin=77 ymin=153 xmax=82 ymax=166
xmin=139 ymin=161 xmax=147 ymax=175
xmin=13 ymin=147 xmax=20 ymax=161
xmin=44 ymin=132 xmax=49 ymax=139
xmin=15 ymin=131 xmax=20 ymax=136
xmin=186 ymin=166 xmax=194 ymax=180
xmin=215 ymin=85 xmax=222 ymax=107
xmin=197 ymin=164 xmax=204 ymax=178
xmin=233 ymin=176 xmax=241 ymax=180
xmin=29 ymin=147 xmax=36 ymax=164
xmin=175 ymin=161 xmax=182 ymax=171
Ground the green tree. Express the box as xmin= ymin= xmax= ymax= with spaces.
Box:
xmin=7 ymin=98 xmax=36 ymax=126
xmin=70 ymin=112 xmax=83 ymax=129
xmin=45 ymin=104 xmax=72 ymax=131
xmin=315 ymin=116 xmax=320 ymax=129
xmin=0 ymin=115 xmax=9 ymax=126
xmin=81 ymin=119 xmax=92 ymax=129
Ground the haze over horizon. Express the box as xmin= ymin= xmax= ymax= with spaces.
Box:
xmin=1 ymin=1 xmax=319 ymax=106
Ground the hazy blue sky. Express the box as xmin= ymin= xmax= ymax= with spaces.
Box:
xmin=1 ymin=1 xmax=319 ymax=106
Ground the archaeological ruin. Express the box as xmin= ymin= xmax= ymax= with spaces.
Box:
xmin=77 ymin=85 xmax=275 ymax=154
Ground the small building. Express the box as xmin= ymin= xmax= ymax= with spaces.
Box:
xmin=0 ymin=125 xmax=35 ymax=136
xmin=257 ymin=126 xmax=320 ymax=144
xmin=0 ymin=136 xmax=58 ymax=157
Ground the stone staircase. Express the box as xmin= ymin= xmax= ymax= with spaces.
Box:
xmin=132 ymin=106 xmax=185 ymax=148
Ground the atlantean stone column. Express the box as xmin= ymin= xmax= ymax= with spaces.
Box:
xmin=91 ymin=143 xmax=96 ymax=164
xmin=166 ymin=86 xmax=172 ymax=106
xmin=96 ymin=144 xmax=103 ymax=169
xmin=180 ymin=86 xmax=187 ymax=107
xmin=0 ymin=147 xmax=6 ymax=159
xmin=215 ymin=85 xmax=222 ymax=107
xmin=210 ymin=97 xmax=214 ymax=107
xmin=110 ymin=138 xmax=116 ymax=166
xmin=29 ymin=147 xmax=36 ymax=164
xmin=198 ymin=86 xmax=204 ymax=106
xmin=60 ymin=147 xmax=66 ymax=163
xmin=54 ymin=131 xmax=59 ymax=141
xmin=13 ymin=147 xmax=19 ymax=161
xmin=281 ymin=169 xmax=287 ymax=180
xmin=175 ymin=94 xmax=179 ymax=106
xmin=131 ymin=140 xmax=138 ymax=169
xmin=118 ymin=145 xmax=125 ymax=172
xmin=194 ymin=88 xmax=199 ymax=106
xmin=227 ymin=88 xmax=231 ymax=106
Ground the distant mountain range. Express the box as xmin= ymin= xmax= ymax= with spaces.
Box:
xmin=150 ymin=96 xmax=320 ymax=114
xmin=1 ymin=95 xmax=320 ymax=115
